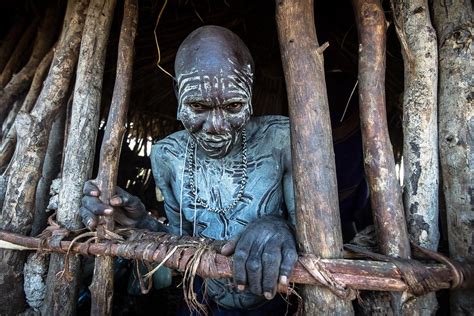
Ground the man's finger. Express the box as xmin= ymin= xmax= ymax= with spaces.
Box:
xmin=81 ymin=196 xmax=113 ymax=216
xmin=279 ymin=241 xmax=298 ymax=286
xmin=246 ymin=239 xmax=267 ymax=296
xmin=261 ymin=237 xmax=282 ymax=299
xmin=233 ymin=235 xmax=253 ymax=291
xmin=220 ymin=238 xmax=238 ymax=256
xmin=83 ymin=180 xmax=100 ymax=196
xmin=80 ymin=207 xmax=97 ymax=230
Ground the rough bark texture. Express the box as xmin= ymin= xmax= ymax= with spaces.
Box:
xmin=0 ymin=16 xmax=26 ymax=73
xmin=0 ymin=6 xmax=59 ymax=122
xmin=1 ymin=229 xmax=472 ymax=293
xmin=276 ymin=0 xmax=354 ymax=314
xmin=0 ymin=48 xmax=55 ymax=170
xmin=31 ymin=106 xmax=66 ymax=236
xmin=432 ymin=0 xmax=474 ymax=314
xmin=0 ymin=0 xmax=88 ymax=314
xmin=2 ymin=94 xmax=26 ymax=140
xmin=0 ymin=19 xmax=38 ymax=88
xmin=23 ymin=253 xmax=49 ymax=311
xmin=90 ymin=0 xmax=137 ymax=314
xmin=43 ymin=0 xmax=116 ymax=315
xmin=352 ymin=0 xmax=412 ymax=314
xmin=390 ymin=0 xmax=440 ymax=314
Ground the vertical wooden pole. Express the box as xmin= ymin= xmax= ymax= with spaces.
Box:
xmin=0 ymin=6 xmax=59 ymax=123
xmin=276 ymin=0 xmax=354 ymax=314
xmin=42 ymin=0 xmax=116 ymax=315
xmin=390 ymin=0 xmax=440 ymax=313
xmin=0 ymin=16 xmax=26 ymax=73
xmin=431 ymin=0 xmax=473 ymax=314
xmin=89 ymin=0 xmax=138 ymax=314
xmin=352 ymin=0 xmax=411 ymax=314
xmin=0 ymin=0 xmax=89 ymax=314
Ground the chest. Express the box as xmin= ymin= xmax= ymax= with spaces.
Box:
xmin=170 ymin=144 xmax=285 ymax=239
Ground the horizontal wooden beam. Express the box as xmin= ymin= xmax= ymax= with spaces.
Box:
xmin=0 ymin=229 xmax=472 ymax=295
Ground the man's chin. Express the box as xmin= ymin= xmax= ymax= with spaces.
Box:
xmin=197 ymin=141 xmax=232 ymax=158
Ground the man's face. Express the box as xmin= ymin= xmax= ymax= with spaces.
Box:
xmin=177 ymin=63 xmax=253 ymax=158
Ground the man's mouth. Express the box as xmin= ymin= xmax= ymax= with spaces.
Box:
xmin=194 ymin=133 xmax=233 ymax=153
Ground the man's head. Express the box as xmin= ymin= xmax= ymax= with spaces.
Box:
xmin=175 ymin=25 xmax=254 ymax=158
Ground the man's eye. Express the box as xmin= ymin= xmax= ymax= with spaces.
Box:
xmin=226 ymin=103 xmax=243 ymax=110
xmin=189 ymin=103 xmax=206 ymax=111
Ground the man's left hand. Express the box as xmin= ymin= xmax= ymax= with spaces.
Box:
xmin=220 ymin=216 xmax=298 ymax=300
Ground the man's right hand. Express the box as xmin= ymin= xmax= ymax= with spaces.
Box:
xmin=80 ymin=180 xmax=147 ymax=230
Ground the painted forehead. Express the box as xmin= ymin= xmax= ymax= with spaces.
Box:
xmin=175 ymin=26 xmax=254 ymax=105
xmin=177 ymin=59 xmax=253 ymax=105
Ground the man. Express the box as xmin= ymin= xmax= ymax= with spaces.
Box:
xmin=81 ymin=25 xmax=298 ymax=314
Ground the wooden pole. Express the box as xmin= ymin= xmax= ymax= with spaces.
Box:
xmin=276 ymin=0 xmax=354 ymax=314
xmin=0 ymin=6 xmax=59 ymax=123
xmin=0 ymin=16 xmax=26 ymax=73
xmin=89 ymin=0 xmax=138 ymax=314
xmin=352 ymin=0 xmax=411 ymax=313
xmin=390 ymin=0 xmax=440 ymax=313
xmin=0 ymin=0 xmax=88 ymax=314
xmin=0 ymin=19 xmax=38 ymax=88
xmin=431 ymin=0 xmax=474 ymax=314
xmin=0 ymin=229 xmax=472 ymax=293
xmin=42 ymin=0 xmax=116 ymax=314
xmin=0 ymin=48 xmax=54 ymax=170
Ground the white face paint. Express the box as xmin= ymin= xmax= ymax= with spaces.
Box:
xmin=176 ymin=59 xmax=254 ymax=158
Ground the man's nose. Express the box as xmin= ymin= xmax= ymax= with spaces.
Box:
xmin=202 ymin=109 xmax=231 ymax=134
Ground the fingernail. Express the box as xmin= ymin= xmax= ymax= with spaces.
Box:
xmin=279 ymin=275 xmax=288 ymax=286
xmin=104 ymin=208 xmax=113 ymax=215
xmin=264 ymin=292 xmax=273 ymax=300
xmin=237 ymin=285 xmax=245 ymax=292
xmin=110 ymin=197 xmax=121 ymax=205
xmin=91 ymin=191 xmax=99 ymax=197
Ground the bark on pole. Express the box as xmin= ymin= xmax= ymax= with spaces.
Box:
xmin=42 ymin=0 xmax=116 ymax=315
xmin=352 ymin=0 xmax=411 ymax=313
xmin=0 ymin=0 xmax=89 ymax=314
xmin=431 ymin=0 xmax=473 ymax=314
xmin=390 ymin=0 xmax=440 ymax=313
xmin=0 ymin=48 xmax=54 ymax=170
xmin=0 ymin=6 xmax=58 ymax=123
xmin=90 ymin=0 xmax=137 ymax=314
xmin=1 ymin=229 xmax=473 ymax=293
xmin=276 ymin=0 xmax=354 ymax=314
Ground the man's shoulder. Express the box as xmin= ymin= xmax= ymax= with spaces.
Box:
xmin=248 ymin=115 xmax=290 ymax=142
xmin=248 ymin=115 xmax=290 ymax=134
xmin=151 ymin=129 xmax=188 ymax=160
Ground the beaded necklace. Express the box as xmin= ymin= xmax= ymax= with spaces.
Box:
xmin=186 ymin=129 xmax=248 ymax=214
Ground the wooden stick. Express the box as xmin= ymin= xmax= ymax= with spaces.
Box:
xmin=0 ymin=1 xmax=89 ymax=314
xmin=276 ymin=0 xmax=354 ymax=314
xmin=0 ymin=16 xmax=27 ymax=73
xmin=352 ymin=0 xmax=411 ymax=313
xmin=0 ymin=18 xmax=38 ymax=88
xmin=0 ymin=229 xmax=472 ymax=293
xmin=0 ymin=6 xmax=59 ymax=123
xmin=432 ymin=0 xmax=474 ymax=314
xmin=390 ymin=0 xmax=440 ymax=312
xmin=42 ymin=0 xmax=115 ymax=314
xmin=0 ymin=48 xmax=54 ymax=163
xmin=90 ymin=1 xmax=138 ymax=315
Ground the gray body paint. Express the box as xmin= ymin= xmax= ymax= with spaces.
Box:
xmin=151 ymin=116 xmax=295 ymax=309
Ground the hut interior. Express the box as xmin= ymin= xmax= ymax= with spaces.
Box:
xmin=0 ymin=0 xmax=471 ymax=315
